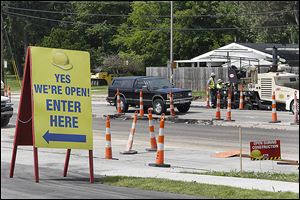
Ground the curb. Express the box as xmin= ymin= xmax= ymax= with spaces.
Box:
xmin=96 ymin=114 xmax=298 ymax=130
xmin=101 ymin=114 xmax=213 ymax=125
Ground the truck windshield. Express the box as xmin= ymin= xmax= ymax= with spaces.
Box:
xmin=148 ymin=79 xmax=173 ymax=90
xmin=275 ymin=76 xmax=299 ymax=90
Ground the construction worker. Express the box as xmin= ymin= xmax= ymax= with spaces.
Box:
xmin=216 ymin=79 xmax=223 ymax=91
xmin=207 ymin=72 xmax=216 ymax=107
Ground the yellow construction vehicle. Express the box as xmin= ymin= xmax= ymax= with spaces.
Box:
xmin=91 ymin=71 xmax=115 ymax=86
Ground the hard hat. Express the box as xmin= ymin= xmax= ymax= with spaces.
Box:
xmin=51 ymin=50 xmax=73 ymax=70
xmin=217 ymin=79 xmax=222 ymax=83
xmin=211 ymin=72 xmax=215 ymax=77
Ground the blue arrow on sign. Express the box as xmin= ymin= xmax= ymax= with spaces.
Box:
xmin=43 ymin=130 xmax=86 ymax=144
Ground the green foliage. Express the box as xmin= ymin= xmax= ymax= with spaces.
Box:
xmin=41 ymin=28 xmax=89 ymax=50
xmin=182 ymin=170 xmax=299 ymax=183
xmin=102 ymin=52 xmax=144 ymax=76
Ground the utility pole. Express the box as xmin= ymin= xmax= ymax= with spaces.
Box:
xmin=1 ymin=14 xmax=4 ymax=83
xmin=170 ymin=1 xmax=173 ymax=85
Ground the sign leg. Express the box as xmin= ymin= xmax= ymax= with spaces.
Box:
xmin=63 ymin=149 xmax=71 ymax=177
xmin=89 ymin=150 xmax=94 ymax=183
xmin=33 ymin=147 xmax=39 ymax=183
xmin=9 ymin=145 xmax=18 ymax=178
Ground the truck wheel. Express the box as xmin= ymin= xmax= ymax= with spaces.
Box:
xmin=1 ymin=118 xmax=10 ymax=127
xmin=290 ymin=100 xmax=299 ymax=115
xmin=115 ymin=97 xmax=128 ymax=113
xmin=153 ymin=99 xmax=166 ymax=115
xmin=177 ymin=103 xmax=191 ymax=113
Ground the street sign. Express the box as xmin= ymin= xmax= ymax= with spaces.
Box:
xmin=10 ymin=47 xmax=94 ymax=183
xmin=250 ymin=140 xmax=281 ymax=160
xmin=31 ymin=47 xmax=92 ymax=150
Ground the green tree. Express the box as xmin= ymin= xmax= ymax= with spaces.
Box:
xmin=112 ymin=1 xmax=170 ymax=67
xmin=236 ymin=1 xmax=299 ymax=44
xmin=2 ymin=1 xmax=72 ymax=76
xmin=113 ymin=1 xmax=242 ymax=66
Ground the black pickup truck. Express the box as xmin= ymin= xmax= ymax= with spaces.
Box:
xmin=106 ymin=76 xmax=193 ymax=115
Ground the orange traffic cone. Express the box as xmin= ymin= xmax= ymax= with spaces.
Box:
xmin=149 ymin=114 xmax=171 ymax=168
xmin=225 ymin=88 xmax=235 ymax=121
xmin=139 ymin=90 xmax=144 ymax=117
xmin=292 ymin=91 xmax=299 ymax=125
xmin=169 ymin=92 xmax=175 ymax=116
xmin=120 ymin=111 xmax=138 ymax=154
xmin=146 ymin=108 xmax=157 ymax=152
xmin=116 ymin=88 xmax=122 ymax=114
xmin=213 ymin=91 xmax=223 ymax=120
xmin=269 ymin=92 xmax=281 ymax=123
xmin=105 ymin=116 xmax=113 ymax=159
xmin=239 ymin=86 xmax=244 ymax=110
xmin=206 ymin=87 xmax=210 ymax=109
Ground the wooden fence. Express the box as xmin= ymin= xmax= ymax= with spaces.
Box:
xmin=146 ymin=67 xmax=228 ymax=91
xmin=146 ymin=66 xmax=299 ymax=91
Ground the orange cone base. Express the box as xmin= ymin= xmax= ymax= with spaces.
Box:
xmin=119 ymin=150 xmax=138 ymax=155
xmin=269 ymin=120 xmax=281 ymax=123
xmin=104 ymin=157 xmax=119 ymax=160
xmin=145 ymin=148 xmax=157 ymax=152
xmin=149 ymin=163 xmax=171 ymax=168
xmin=224 ymin=119 xmax=235 ymax=122
xmin=212 ymin=118 xmax=224 ymax=121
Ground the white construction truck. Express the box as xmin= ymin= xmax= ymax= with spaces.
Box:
xmin=228 ymin=65 xmax=299 ymax=113
xmin=247 ymin=71 xmax=299 ymax=112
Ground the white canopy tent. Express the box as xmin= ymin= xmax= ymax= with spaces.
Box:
xmin=174 ymin=42 xmax=286 ymax=68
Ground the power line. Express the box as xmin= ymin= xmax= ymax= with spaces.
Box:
xmin=3 ymin=11 xmax=103 ymax=26
xmin=3 ymin=11 xmax=166 ymax=30
xmin=179 ymin=10 xmax=300 ymax=18
xmin=3 ymin=6 xmax=170 ymax=18
xmin=35 ymin=1 xmax=170 ymax=4
xmin=3 ymin=5 xmax=299 ymax=19
xmin=3 ymin=11 xmax=298 ymax=32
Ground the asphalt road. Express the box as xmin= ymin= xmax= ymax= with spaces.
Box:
xmin=1 ymin=163 xmax=200 ymax=199
xmin=8 ymin=112 xmax=299 ymax=155
xmin=93 ymin=118 xmax=299 ymax=156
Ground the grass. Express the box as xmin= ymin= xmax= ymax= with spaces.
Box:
xmin=4 ymin=75 xmax=22 ymax=92
xmin=91 ymin=85 xmax=108 ymax=95
xmin=100 ymin=176 xmax=299 ymax=199
xmin=192 ymin=90 xmax=206 ymax=99
xmin=180 ymin=170 xmax=299 ymax=183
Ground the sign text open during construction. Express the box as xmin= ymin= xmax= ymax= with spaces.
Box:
xmin=250 ymin=140 xmax=281 ymax=160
